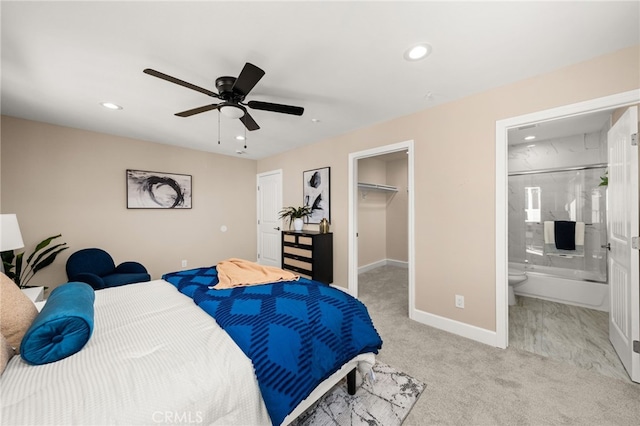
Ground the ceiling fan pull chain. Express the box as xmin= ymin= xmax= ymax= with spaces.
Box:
xmin=217 ymin=112 xmax=221 ymax=144
xmin=244 ymin=126 xmax=247 ymax=149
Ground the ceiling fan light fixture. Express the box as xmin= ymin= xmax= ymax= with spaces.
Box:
xmin=220 ymin=104 xmax=245 ymax=119
xmin=404 ymin=43 xmax=432 ymax=61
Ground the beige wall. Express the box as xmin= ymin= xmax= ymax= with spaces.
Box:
xmin=385 ymin=158 xmax=408 ymax=262
xmin=357 ymin=157 xmax=388 ymax=267
xmin=356 ymin=156 xmax=408 ymax=267
xmin=1 ymin=117 xmax=258 ymax=290
xmin=258 ymin=45 xmax=640 ymax=332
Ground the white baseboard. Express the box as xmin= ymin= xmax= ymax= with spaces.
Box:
xmin=386 ymin=259 xmax=408 ymax=269
xmin=358 ymin=258 xmax=408 ymax=274
xmin=358 ymin=259 xmax=497 ymax=347
xmin=411 ymin=307 xmax=498 ymax=347
xmin=358 ymin=260 xmax=387 ymax=274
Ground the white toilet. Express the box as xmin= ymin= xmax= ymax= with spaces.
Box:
xmin=508 ymin=267 xmax=528 ymax=305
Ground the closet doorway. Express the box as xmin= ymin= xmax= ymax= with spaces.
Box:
xmin=348 ymin=140 xmax=416 ymax=319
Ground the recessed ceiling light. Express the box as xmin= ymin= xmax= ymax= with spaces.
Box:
xmin=311 ymin=118 xmax=321 ymax=123
xmin=524 ymin=135 xmax=536 ymax=141
xmin=100 ymin=102 xmax=122 ymax=110
xmin=404 ymin=43 xmax=432 ymax=61
xmin=235 ymin=135 xmax=246 ymax=141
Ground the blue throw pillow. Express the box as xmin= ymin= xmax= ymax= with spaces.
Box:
xmin=20 ymin=282 xmax=95 ymax=365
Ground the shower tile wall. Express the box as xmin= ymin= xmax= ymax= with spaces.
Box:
xmin=509 ymin=130 xmax=607 ymax=173
xmin=508 ymin=127 xmax=608 ymax=282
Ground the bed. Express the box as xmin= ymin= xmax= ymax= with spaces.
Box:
xmin=1 ymin=265 xmax=382 ymax=425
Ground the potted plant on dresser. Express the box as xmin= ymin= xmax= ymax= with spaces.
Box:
xmin=278 ymin=206 xmax=312 ymax=231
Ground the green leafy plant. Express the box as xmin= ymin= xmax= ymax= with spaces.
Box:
xmin=1 ymin=234 xmax=68 ymax=288
xmin=278 ymin=206 xmax=312 ymax=229
xmin=599 ymin=170 xmax=608 ymax=187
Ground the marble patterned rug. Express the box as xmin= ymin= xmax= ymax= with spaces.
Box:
xmin=291 ymin=362 xmax=426 ymax=426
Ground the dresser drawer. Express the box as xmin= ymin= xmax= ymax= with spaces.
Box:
xmin=283 ymin=234 xmax=297 ymax=244
xmin=284 ymin=246 xmax=312 ymax=258
xmin=298 ymin=236 xmax=313 ymax=245
xmin=284 ymin=257 xmax=313 ymax=271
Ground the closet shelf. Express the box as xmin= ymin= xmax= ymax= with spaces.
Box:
xmin=358 ymin=182 xmax=398 ymax=199
xmin=357 ymin=182 xmax=398 ymax=192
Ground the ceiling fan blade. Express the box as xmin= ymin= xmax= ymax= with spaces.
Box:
xmin=144 ymin=68 xmax=219 ymax=98
xmin=175 ymin=104 xmax=220 ymax=117
xmin=239 ymin=111 xmax=260 ymax=131
xmin=247 ymin=100 xmax=304 ymax=116
xmin=232 ymin=63 xmax=265 ymax=97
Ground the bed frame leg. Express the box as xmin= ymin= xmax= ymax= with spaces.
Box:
xmin=347 ymin=368 xmax=356 ymax=395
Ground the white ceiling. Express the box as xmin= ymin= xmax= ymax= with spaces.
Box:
xmin=507 ymin=109 xmax=613 ymax=146
xmin=2 ymin=1 xmax=638 ymax=160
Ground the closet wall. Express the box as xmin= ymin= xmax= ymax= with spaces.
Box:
xmin=357 ymin=153 xmax=408 ymax=270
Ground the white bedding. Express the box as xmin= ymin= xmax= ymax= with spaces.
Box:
xmin=1 ymin=280 xmax=271 ymax=425
xmin=1 ymin=279 xmax=376 ymax=425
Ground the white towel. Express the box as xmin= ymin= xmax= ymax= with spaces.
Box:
xmin=543 ymin=221 xmax=555 ymax=244
xmin=543 ymin=221 xmax=585 ymax=246
xmin=575 ymin=222 xmax=585 ymax=246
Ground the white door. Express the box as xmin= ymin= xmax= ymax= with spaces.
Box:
xmin=608 ymin=106 xmax=639 ymax=383
xmin=257 ymin=170 xmax=283 ymax=267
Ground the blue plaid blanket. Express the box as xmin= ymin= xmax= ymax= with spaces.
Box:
xmin=163 ymin=266 xmax=382 ymax=425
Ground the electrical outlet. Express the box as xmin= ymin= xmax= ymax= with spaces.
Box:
xmin=181 ymin=260 xmax=188 ymax=268
xmin=455 ymin=295 xmax=464 ymax=309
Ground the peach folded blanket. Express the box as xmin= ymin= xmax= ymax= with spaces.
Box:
xmin=215 ymin=258 xmax=299 ymax=289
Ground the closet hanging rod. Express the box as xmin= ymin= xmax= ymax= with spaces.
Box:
xmin=532 ymin=222 xmax=594 ymax=226
xmin=508 ymin=163 xmax=607 ymax=177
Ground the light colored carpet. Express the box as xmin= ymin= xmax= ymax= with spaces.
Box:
xmin=293 ymin=361 xmax=425 ymax=425
xmin=358 ymin=265 xmax=640 ymax=425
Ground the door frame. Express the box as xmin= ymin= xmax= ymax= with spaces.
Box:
xmin=348 ymin=140 xmax=415 ymax=318
xmin=495 ymin=89 xmax=640 ymax=349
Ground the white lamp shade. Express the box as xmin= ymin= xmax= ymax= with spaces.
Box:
xmin=0 ymin=214 xmax=25 ymax=251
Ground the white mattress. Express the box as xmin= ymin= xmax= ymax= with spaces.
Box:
xmin=1 ymin=280 xmax=271 ymax=425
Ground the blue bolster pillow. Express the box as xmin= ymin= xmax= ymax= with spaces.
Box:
xmin=20 ymin=282 xmax=95 ymax=365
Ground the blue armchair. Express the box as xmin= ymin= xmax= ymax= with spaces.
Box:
xmin=65 ymin=248 xmax=150 ymax=290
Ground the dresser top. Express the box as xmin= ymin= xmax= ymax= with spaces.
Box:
xmin=282 ymin=230 xmax=332 ymax=236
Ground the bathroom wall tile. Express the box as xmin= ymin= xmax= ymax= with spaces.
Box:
xmin=509 ymin=164 xmax=607 ymax=282
xmin=509 ymin=131 xmax=606 ymax=173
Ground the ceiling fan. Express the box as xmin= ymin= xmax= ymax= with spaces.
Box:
xmin=143 ymin=63 xmax=304 ymax=131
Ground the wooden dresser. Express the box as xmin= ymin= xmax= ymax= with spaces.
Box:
xmin=281 ymin=230 xmax=333 ymax=284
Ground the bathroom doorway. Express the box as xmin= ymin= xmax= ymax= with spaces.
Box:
xmin=495 ymin=90 xmax=640 ymax=382
xmin=506 ymin=109 xmax=627 ymax=382
xmin=348 ymin=140 xmax=415 ymax=319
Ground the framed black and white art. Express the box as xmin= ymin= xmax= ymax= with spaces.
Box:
xmin=303 ymin=167 xmax=330 ymax=224
xmin=126 ymin=169 xmax=192 ymax=209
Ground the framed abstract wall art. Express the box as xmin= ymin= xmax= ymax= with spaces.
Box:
xmin=303 ymin=166 xmax=330 ymax=223
xmin=126 ymin=169 xmax=192 ymax=209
